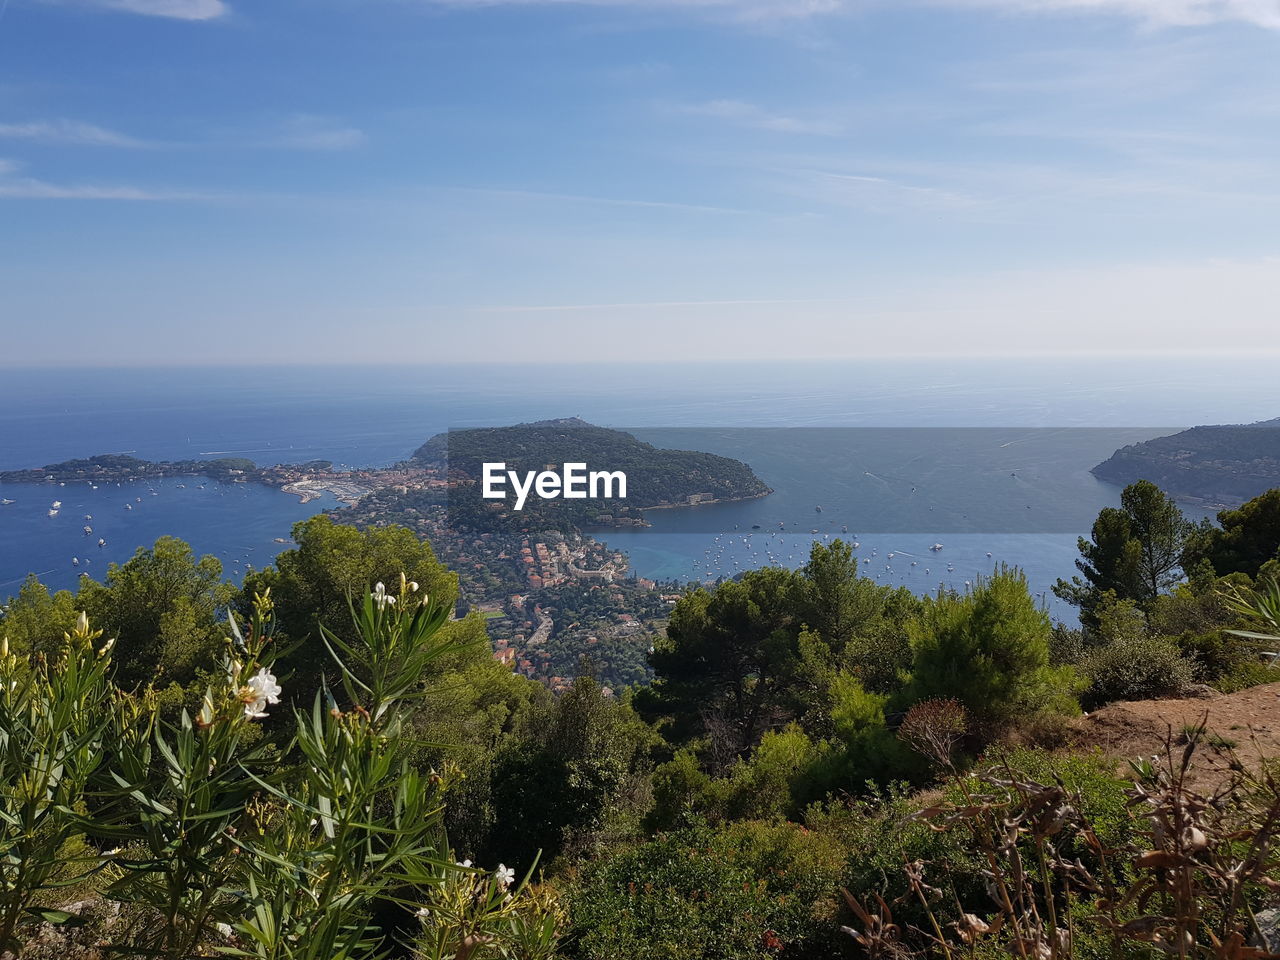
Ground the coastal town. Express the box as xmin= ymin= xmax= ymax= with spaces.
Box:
xmin=0 ymin=423 xmax=770 ymax=692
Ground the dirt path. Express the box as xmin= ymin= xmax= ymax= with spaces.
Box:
xmin=1070 ymin=682 xmax=1280 ymax=790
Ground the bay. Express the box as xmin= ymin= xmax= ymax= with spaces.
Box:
xmin=0 ymin=358 xmax=1266 ymax=609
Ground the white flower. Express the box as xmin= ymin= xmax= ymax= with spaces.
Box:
xmin=415 ymin=906 xmax=430 ymax=919
xmin=241 ymin=667 xmax=282 ymax=719
xmin=372 ymin=582 xmax=396 ymax=610
xmin=494 ymin=864 xmax=515 ymax=889
xmin=456 ymin=859 xmax=473 ymax=869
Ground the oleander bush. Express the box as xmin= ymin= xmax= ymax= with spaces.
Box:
xmin=0 ymin=578 xmax=564 ymax=959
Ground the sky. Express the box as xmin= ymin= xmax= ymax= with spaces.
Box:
xmin=1 ymin=0 xmax=1279 ymax=364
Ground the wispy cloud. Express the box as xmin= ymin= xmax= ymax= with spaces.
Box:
xmin=0 ymin=119 xmax=152 ymax=147
xmin=671 ymin=99 xmax=840 ymax=135
xmin=0 ymin=158 xmax=211 ymax=200
xmin=0 ymin=115 xmax=366 ymax=152
xmin=925 ymin=0 xmax=1280 ymax=30
xmin=408 ymin=0 xmax=1280 ymax=27
xmin=264 ymin=115 xmax=367 ymax=151
xmin=417 ymin=0 xmax=840 ymax=22
xmin=451 ymin=185 xmax=756 ymax=214
xmin=789 ymin=168 xmax=981 ymax=214
xmin=75 ymin=0 xmax=229 ymax=19
xmin=470 ymin=296 xmax=847 ymax=312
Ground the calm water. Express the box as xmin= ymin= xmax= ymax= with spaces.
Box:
xmin=0 ymin=359 xmax=1266 ymax=611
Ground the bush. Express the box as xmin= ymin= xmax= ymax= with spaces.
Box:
xmin=1215 ymin=658 xmax=1280 ymax=694
xmin=1174 ymin=629 xmax=1255 ymax=683
xmin=907 ymin=568 xmax=1080 ymax=735
xmin=566 ymin=820 xmax=844 ymax=960
xmin=1081 ymin=634 xmax=1193 ymax=707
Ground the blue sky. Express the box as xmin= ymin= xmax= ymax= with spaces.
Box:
xmin=1 ymin=0 xmax=1279 ymax=364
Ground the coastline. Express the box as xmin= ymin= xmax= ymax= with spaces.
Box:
xmin=636 ymin=488 xmax=774 ymax=511
xmin=281 ymin=479 xmax=373 ymax=505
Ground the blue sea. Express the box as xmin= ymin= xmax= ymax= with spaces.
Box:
xmin=0 ymin=359 xmax=1268 ymax=617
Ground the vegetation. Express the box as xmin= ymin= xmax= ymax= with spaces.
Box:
xmin=1092 ymin=416 xmax=1280 ymax=505
xmin=412 ymin=418 xmax=771 ymax=532
xmin=5 ymin=476 xmax=1280 ymax=958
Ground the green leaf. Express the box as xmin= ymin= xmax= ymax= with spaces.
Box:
xmin=24 ymin=907 xmax=86 ymax=926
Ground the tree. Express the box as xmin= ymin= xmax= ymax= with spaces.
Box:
xmin=1054 ymin=480 xmax=1191 ymax=626
xmin=241 ymin=515 xmax=477 ymax=697
xmin=638 ymin=566 xmax=802 ymax=764
xmin=485 ymin=676 xmax=651 ymax=870
xmin=1182 ymin=488 xmax=1280 ymax=579
xmin=76 ymin=537 xmax=232 ymax=689
xmin=0 ymin=575 xmax=78 ymax=657
xmin=909 ymin=567 xmax=1076 ymax=732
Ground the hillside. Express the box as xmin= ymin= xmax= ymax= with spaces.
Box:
xmin=1091 ymin=417 xmax=1280 ymax=506
xmin=410 ymin=417 xmax=772 ymax=531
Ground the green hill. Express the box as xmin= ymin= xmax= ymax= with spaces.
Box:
xmin=411 ymin=418 xmax=771 ymax=531
xmin=1092 ymin=417 xmax=1280 ymax=506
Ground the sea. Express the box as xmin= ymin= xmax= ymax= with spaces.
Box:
xmin=0 ymin=358 xmax=1271 ymax=619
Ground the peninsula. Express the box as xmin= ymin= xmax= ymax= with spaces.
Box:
xmin=1092 ymin=416 xmax=1280 ymax=507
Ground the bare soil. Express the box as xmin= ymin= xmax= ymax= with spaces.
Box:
xmin=1069 ymin=682 xmax=1280 ymax=790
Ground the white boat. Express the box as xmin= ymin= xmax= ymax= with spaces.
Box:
xmin=0 ymin=499 xmax=14 ymax=505
xmin=930 ymin=543 xmax=944 ymax=551
xmin=51 ymin=500 xmax=62 ymax=509
xmin=72 ymin=558 xmax=79 ymax=566
xmin=125 ymin=504 xmax=132 ymax=511
xmin=83 ymin=525 xmax=93 ymax=534
xmin=48 ymin=508 xmax=59 ymax=517
xmin=98 ymin=538 xmax=106 ymax=547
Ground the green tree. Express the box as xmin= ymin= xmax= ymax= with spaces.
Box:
xmin=76 ymin=536 xmax=232 ymax=689
xmin=0 ymin=574 xmax=78 ymax=657
xmin=486 ymin=676 xmax=651 ymax=871
xmin=242 ymin=516 xmax=477 ymax=697
xmin=1182 ymin=488 xmax=1280 ymax=578
xmin=1054 ymin=480 xmax=1191 ymax=625
xmin=638 ymin=566 xmax=801 ymax=764
xmin=909 ymin=567 xmax=1077 ymax=733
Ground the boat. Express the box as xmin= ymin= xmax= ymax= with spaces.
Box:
xmin=125 ymin=504 xmax=132 ymax=510
xmin=0 ymin=499 xmax=14 ymax=505
xmin=84 ymin=514 xmax=92 ymax=520
xmin=51 ymin=500 xmax=62 ymax=509
xmin=930 ymin=543 xmax=944 ymax=551
xmin=72 ymin=557 xmax=79 ymax=566
xmin=48 ymin=508 xmax=59 ymax=517
xmin=83 ymin=525 xmax=93 ymax=534
xmin=98 ymin=538 xmax=106 ymax=547
xmin=815 ymin=506 xmax=823 ymax=513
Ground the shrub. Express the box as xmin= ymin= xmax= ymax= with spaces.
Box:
xmin=1080 ymin=634 xmax=1193 ymax=707
xmin=1174 ymin=629 xmax=1255 ymax=683
xmin=1215 ymin=658 xmax=1280 ymax=694
xmin=907 ymin=568 xmax=1080 ymax=735
xmin=841 ymin=731 xmax=1280 ymax=959
xmin=566 ymin=820 xmax=844 ymax=960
